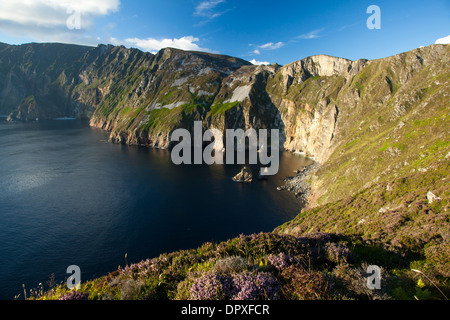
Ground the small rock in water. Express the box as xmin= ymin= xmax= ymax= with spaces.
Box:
xmin=232 ymin=167 xmax=253 ymax=183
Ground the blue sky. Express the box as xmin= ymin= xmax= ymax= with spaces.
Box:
xmin=0 ymin=0 xmax=448 ymax=65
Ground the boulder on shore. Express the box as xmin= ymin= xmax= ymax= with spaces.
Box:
xmin=233 ymin=167 xmax=253 ymax=183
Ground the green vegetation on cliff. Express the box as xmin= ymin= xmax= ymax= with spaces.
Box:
xmin=207 ymin=101 xmax=241 ymax=117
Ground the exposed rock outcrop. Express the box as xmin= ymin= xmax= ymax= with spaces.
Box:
xmin=232 ymin=167 xmax=253 ymax=183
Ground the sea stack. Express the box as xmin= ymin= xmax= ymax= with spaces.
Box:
xmin=232 ymin=167 xmax=253 ymax=183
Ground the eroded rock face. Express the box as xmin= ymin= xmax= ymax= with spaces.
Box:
xmin=276 ymin=98 xmax=339 ymax=161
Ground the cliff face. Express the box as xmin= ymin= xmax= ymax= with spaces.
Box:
xmin=1 ymin=42 xmax=449 ymax=205
xmin=0 ymin=42 xmax=105 ymax=120
xmin=304 ymin=45 xmax=449 ymax=204
xmin=266 ymin=55 xmax=368 ymax=162
xmin=94 ymin=47 xmax=252 ymax=148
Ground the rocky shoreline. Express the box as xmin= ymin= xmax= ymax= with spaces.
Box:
xmin=278 ymin=162 xmax=320 ymax=204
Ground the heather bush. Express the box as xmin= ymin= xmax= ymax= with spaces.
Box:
xmin=231 ymin=271 xmax=281 ymax=300
xmin=325 ymin=243 xmax=350 ymax=264
xmin=58 ymin=290 xmax=90 ymax=300
xmin=120 ymin=279 xmax=145 ymax=300
xmin=266 ymin=253 xmax=300 ymax=270
xmin=302 ymin=232 xmax=334 ymax=244
xmin=332 ymin=263 xmax=391 ymax=300
xmin=280 ymin=266 xmax=331 ymax=300
xmin=189 ymin=271 xmax=232 ymax=300
xmin=178 ymin=269 xmax=281 ymax=301
xmin=215 ymin=233 xmax=310 ymax=260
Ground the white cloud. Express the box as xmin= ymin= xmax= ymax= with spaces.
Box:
xmin=124 ymin=36 xmax=212 ymax=53
xmin=296 ymin=28 xmax=325 ymax=40
xmin=194 ymin=0 xmax=229 ymax=26
xmin=338 ymin=22 xmax=360 ymax=32
xmin=258 ymin=42 xmax=284 ymax=50
xmin=0 ymin=0 xmax=119 ymax=28
xmin=250 ymin=59 xmax=270 ymax=66
xmin=0 ymin=0 xmax=120 ymax=44
xmin=194 ymin=0 xmax=226 ymax=16
xmin=250 ymin=41 xmax=284 ymax=56
xmin=435 ymin=35 xmax=450 ymax=44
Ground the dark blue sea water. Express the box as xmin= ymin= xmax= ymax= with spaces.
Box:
xmin=0 ymin=120 xmax=311 ymax=299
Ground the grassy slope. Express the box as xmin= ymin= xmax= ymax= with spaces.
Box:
xmin=308 ymin=45 xmax=450 ymax=206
